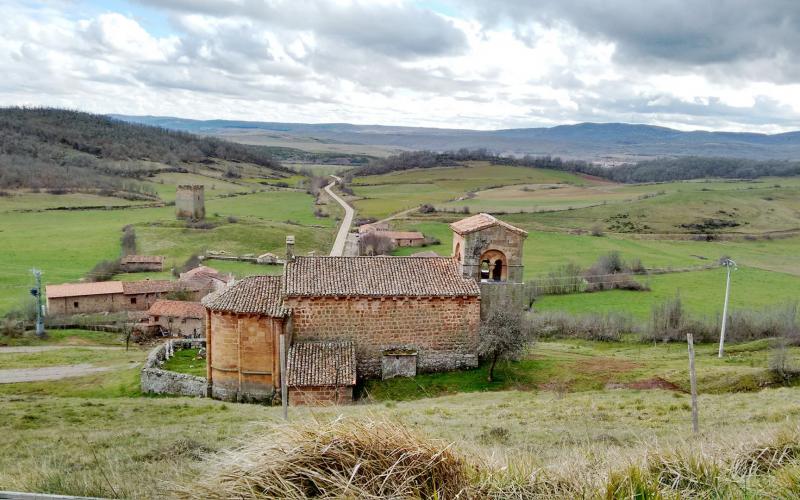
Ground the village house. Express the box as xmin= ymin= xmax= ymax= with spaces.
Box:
xmin=357 ymin=222 xmax=389 ymax=234
xmin=179 ymin=265 xmax=233 ymax=292
xmin=203 ymin=213 xmax=527 ymax=405
xmin=119 ymin=254 xmax=164 ymax=272
xmin=147 ymin=300 xmax=205 ymax=338
xmin=379 ymin=230 xmax=425 ymax=247
xmin=46 ymin=279 xmax=207 ymax=315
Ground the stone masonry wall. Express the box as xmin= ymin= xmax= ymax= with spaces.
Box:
xmin=140 ymin=339 xmax=208 ymax=397
xmin=47 ymin=293 xmax=125 ymax=315
xmin=283 ymin=295 xmax=480 ymax=378
xmin=458 ymin=226 xmax=525 ymax=283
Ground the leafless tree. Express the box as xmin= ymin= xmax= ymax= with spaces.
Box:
xmin=478 ymin=310 xmax=529 ymax=382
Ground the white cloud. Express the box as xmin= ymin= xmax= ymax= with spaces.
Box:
xmin=0 ymin=0 xmax=797 ymax=132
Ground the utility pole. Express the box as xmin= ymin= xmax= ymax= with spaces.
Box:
xmin=30 ymin=268 xmax=45 ymax=338
xmin=718 ymin=258 xmax=737 ymax=358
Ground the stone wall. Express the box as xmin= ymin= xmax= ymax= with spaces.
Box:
xmin=207 ymin=310 xmax=284 ymax=401
xmin=478 ymin=282 xmax=530 ymax=320
xmin=455 ymin=225 xmax=525 ymax=283
xmin=151 ymin=315 xmax=204 ymax=338
xmin=176 ymin=185 xmax=205 ymax=220
xmin=283 ymin=295 xmax=480 ymax=378
xmin=289 ymin=385 xmax=353 ymax=406
xmin=47 ymin=293 xmax=126 ymax=315
xmin=140 ymin=339 xmax=208 ymax=397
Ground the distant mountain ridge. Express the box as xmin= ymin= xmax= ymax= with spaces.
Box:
xmin=111 ymin=115 xmax=800 ymax=160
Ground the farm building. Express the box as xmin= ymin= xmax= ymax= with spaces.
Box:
xmin=203 ymin=213 xmax=526 ymax=405
xmin=357 ymin=222 xmax=389 ymax=234
xmin=380 ymin=230 xmax=425 ymax=247
xmin=46 ymin=279 xmax=207 ymax=315
xmin=119 ymin=254 xmax=164 ymax=272
xmin=147 ymin=300 xmax=205 ymax=338
xmin=179 ymin=265 xmax=233 ymax=292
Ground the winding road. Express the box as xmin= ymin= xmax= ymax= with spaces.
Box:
xmin=325 ymin=175 xmax=355 ymax=256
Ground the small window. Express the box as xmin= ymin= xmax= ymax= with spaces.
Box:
xmin=130 ymin=297 xmax=137 ymax=305
xmin=73 ymin=301 xmax=79 ymax=308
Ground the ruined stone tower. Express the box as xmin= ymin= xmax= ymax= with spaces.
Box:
xmin=175 ymin=185 xmax=205 ymax=220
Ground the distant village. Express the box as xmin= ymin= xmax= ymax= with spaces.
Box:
xmin=44 ymin=185 xmax=527 ymax=405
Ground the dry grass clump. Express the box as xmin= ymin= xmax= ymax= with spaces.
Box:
xmin=175 ymin=416 xmax=471 ymax=499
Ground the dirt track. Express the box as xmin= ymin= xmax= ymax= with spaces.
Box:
xmin=0 ymin=363 xmax=120 ymax=384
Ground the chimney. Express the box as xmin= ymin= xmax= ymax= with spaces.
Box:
xmin=285 ymin=235 xmax=295 ymax=262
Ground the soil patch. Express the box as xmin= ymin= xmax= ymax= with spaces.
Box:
xmin=607 ymin=377 xmax=684 ymax=392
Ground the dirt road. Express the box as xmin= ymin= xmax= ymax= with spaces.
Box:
xmin=0 ymin=363 xmax=122 ymax=384
xmin=325 ymin=175 xmax=355 ymax=256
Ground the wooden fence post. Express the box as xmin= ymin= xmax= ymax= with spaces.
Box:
xmin=687 ymin=333 xmax=699 ymax=434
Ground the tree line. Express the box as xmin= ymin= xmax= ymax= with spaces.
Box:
xmin=348 ymin=149 xmax=800 ymax=183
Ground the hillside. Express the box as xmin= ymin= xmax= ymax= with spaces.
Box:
xmin=0 ymin=108 xmax=289 ymax=197
xmin=113 ymin=115 xmax=800 ymax=160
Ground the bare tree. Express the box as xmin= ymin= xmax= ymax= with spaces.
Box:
xmin=478 ymin=310 xmax=529 ymax=382
xmin=359 ymin=232 xmax=396 ymax=256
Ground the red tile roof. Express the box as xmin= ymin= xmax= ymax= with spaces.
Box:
xmin=449 ymin=213 xmax=528 ymax=236
xmin=284 ymin=256 xmax=479 ymax=297
xmin=46 ymin=281 xmax=124 ymax=299
xmin=204 ymin=276 xmax=286 ymax=317
xmin=122 ymin=280 xmax=178 ymax=295
xmin=148 ymin=300 xmax=205 ymax=319
xmin=381 ymin=231 xmax=425 ymax=240
xmin=287 ymin=341 xmax=356 ymax=387
xmin=120 ymin=255 xmax=164 ymax=264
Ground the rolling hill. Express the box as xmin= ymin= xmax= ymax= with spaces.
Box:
xmin=112 ymin=115 xmax=800 ymax=160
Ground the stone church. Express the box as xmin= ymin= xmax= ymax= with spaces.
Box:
xmin=203 ymin=213 xmax=527 ymax=404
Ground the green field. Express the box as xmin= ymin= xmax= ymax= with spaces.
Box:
xmin=0 ymin=175 xmax=334 ymax=314
xmin=535 ymin=267 xmax=800 ymax=319
xmin=350 ymin=162 xmax=589 ymax=218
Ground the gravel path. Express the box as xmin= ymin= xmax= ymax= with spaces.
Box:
xmin=0 ymin=345 xmax=122 ymax=354
xmin=0 ymin=363 xmax=121 ymax=384
xmin=326 ymin=175 xmax=355 ymax=256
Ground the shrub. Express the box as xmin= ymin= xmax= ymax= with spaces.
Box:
xmin=85 ymin=259 xmax=120 ymax=282
xmin=226 ymin=216 xmax=239 ymax=223
xmin=418 ymin=203 xmax=435 ymax=214
xmin=177 ymin=417 xmax=471 ymax=499
xmin=174 ymin=254 xmax=202 ymax=277
xmin=527 ymin=311 xmax=633 ymax=341
xmin=590 ymin=224 xmax=605 ymax=237
xmin=120 ymin=225 xmax=136 ymax=255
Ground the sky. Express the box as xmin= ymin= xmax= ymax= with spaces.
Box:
xmin=2 ymin=0 xmax=800 ymax=132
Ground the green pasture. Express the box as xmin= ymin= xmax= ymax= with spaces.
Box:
xmin=201 ymin=260 xmax=284 ymax=278
xmin=0 ymin=346 xmax=144 ymax=370
xmin=162 ymin=348 xmax=206 ymax=377
xmin=0 ymin=192 xmax=147 ymax=212
xmin=516 ymin=183 xmax=800 ymax=235
xmin=145 ymin=172 xmax=245 ymax=202
xmin=350 ymin=163 xmax=590 ymax=218
xmin=0 ymin=189 xmax=333 ymax=314
xmin=391 ymin=219 xmax=800 ymax=277
xmin=535 ymin=267 xmax=800 ymax=319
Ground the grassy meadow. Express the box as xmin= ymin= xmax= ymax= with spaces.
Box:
xmin=0 ymin=176 xmax=334 ymax=314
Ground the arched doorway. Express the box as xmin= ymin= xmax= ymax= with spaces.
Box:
xmin=479 ymin=249 xmax=507 ymax=282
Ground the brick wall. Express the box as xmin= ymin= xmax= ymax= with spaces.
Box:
xmin=283 ymin=295 xmax=480 ymax=378
xmin=289 ymin=385 xmax=353 ymax=406
xmin=151 ymin=315 xmax=204 ymax=337
xmin=207 ymin=310 xmax=284 ymax=401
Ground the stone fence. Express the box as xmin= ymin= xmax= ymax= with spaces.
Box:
xmin=140 ymin=339 xmax=209 ymax=397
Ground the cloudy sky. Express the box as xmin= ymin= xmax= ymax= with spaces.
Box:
xmin=2 ymin=0 xmax=800 ymax=132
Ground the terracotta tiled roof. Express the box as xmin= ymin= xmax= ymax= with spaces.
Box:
xmin=381 ymin=231 xmax=425 ymax=240
xmin=204 ymin=275 xmax=286 ymax=316
xmin=287 ymin=341 xmax=356 ymax=387
xmin=46 ymin=281 xmax=124 ymax=299
xmin=284 ymin=256 xmax=479 ymax=297
xmin=122 ymin=280 xmax=177 ymax=295
xmin=449 ymin=213 xmax=528 ymax=236
xmin=148 ymin=300 xmax=205 ymax=319
xmin=120 ymin=255 xmax=164 ymax=264
xmin=358 ymin=222 xmax=389 ymax=234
